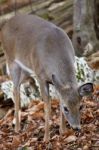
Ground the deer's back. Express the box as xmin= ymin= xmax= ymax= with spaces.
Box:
xmin=1 ymin=13 xmax=75 ymax=82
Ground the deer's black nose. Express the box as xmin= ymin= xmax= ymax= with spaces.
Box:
xmin=73 ymin=127 xmax=81 ymax=132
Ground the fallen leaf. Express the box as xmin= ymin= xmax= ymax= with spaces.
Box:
xmin=64 ymin=135 xmax=77 ymax=143
xmin=83 ymin=145 xmax=89 ymax=150
xmin=12 ymin=136 xmax=21 ymax=148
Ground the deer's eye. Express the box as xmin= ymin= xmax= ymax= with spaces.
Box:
xmin=79 ymin=105 xmax=83 ymax=111
xmin=64 ymin=106 xmax=69 ymax=114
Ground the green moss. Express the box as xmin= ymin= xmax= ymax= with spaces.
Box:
xmin=39 ymin=13 xmax=51 ymax=20
xmin=0 ymin=69 xmax=3 ymax=75
xmin=76 ymin=62 xmax=85 ymax=82
xmin=0 ymin=0 xmax=8 ymax=4
xmin=0 ymin=46 xmax=3 ymax=53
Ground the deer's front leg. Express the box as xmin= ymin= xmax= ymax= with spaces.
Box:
xmin=14 ymin=87 xmax=21 ymax=132
xmin=40 ymin=82 xmax=51 ymax=142
xmin=44 ymin=100 xmax=51 ymax=142
xmin=60 ymin=104 xmax=66 ymax=134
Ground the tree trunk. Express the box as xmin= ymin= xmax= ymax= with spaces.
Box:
xmin=94 ymin=0 xmax=99 ymax=39
xmin=73 ymin=0 xmax=99 ymax=57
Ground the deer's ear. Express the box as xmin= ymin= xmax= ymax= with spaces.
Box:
xmin=78 ymin=83 xmax=94 ymax=97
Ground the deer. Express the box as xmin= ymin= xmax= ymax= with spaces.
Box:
xmin=0 ymin=13 xmax=93 ymax=142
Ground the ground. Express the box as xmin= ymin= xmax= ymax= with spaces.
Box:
xmin=0 ymin=85 xmax=99 ymax=150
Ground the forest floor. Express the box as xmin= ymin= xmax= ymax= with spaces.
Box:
xmin=0 ymin=83 xmax=99 ymax=150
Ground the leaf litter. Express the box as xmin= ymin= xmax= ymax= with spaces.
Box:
xmin=0 ymin=85 xmax=98 ymax=150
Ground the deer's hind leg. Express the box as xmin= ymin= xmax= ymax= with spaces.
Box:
xmin=8 ymin=61 xmax=28 ymax=132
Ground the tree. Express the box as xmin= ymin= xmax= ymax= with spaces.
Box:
xmin=73 ymin=0 xmax=99 ymax=57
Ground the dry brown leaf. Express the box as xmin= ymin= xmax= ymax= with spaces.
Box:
xmin=84 ymin=100 xmax=97 ymax=107
xmin=28 ymin=99 xmax=40 ymax=108
xmin=64 ymin=135 xmax=77 ymax=143
xmin=0 ymin=144 xmax=3 ymax=149
xmin=3 ymin=142 xmax=12 ymax=149
xmin=32 ymin=111 xmax=44 ymax=119
xmin=51 ymin=134 xmax=59 ymax=140
xmin=86 ymin=111 xmax=94 ymax=119
xmin=12 ymin=136 xmax=21 ymax=148
xmin=51 ymin=99 xmax=59 ymax=108
xmin=83 ymin=145 xmax=90 ymax=150
xmin=36 ymin=101 xmax=44 ymax=110
xmin=63 ymin=129 xmax=74 ymax=138
xmin=27 ymin=101 xmax=44 ymax=115
xmin=0 ymin=84 xmax=98 ymax=149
